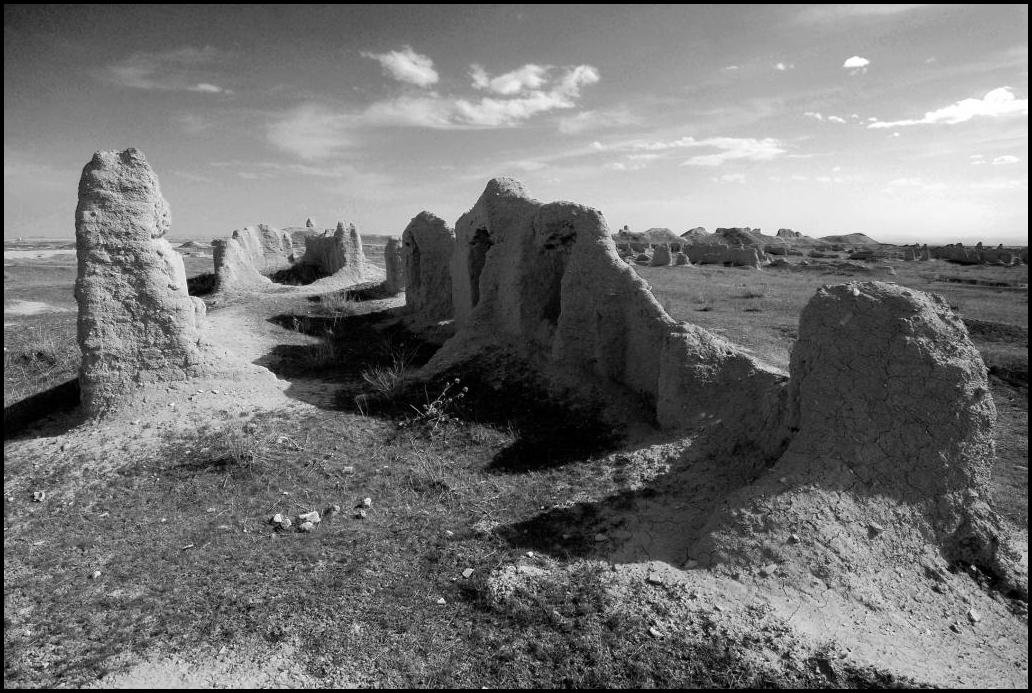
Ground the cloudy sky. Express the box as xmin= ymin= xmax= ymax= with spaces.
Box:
xmin=4 ymin=4 xmax=1028 ymax=243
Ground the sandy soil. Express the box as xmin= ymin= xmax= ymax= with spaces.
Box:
xmin=4 ymin=258 xmax=1027 ymax=688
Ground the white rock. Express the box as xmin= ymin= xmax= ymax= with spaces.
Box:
xmin=298 ymin=511 xmax=321 ymax=524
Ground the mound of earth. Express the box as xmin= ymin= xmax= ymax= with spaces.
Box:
xmin=613 ymin=227 xmax=682 ymax=244
xmin=819 ymin=232 xmax=880 ymax=245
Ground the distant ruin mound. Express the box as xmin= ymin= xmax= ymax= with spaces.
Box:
xmin=819 ymin=232 xmax=879 ymax=245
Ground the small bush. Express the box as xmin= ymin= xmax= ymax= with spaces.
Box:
xmin=400 ymin=377 xmax=468 ymax=438
xmin=732 ymin=283 xmax=767 ymax=299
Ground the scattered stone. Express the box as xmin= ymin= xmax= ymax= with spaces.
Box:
xmin=360 ymin=497 xmax=372 ymax=508
xmin=355 ymin=509 xmax=368 ymax=519
xmin=967 ymin=609 xmax=982 ymax=624
xmin=32 ymin=491 xmax=45 ymax=503
xmin=758 ymin=564 xmax=778 ymax=578
xmin=90 ymin=570 xmax=102 ymax=580
xmin=270 ymin=514 xmax=284 ymax=525
xmin=298 ymin=511 xmax=321 ymax=524
xmin=593 ymin=533 xmax=607 ymax=542
xmin=278 ymin=518 xmax=292 ymax=530
xmin=867 ymin=522 xmax=884 ymax=538
xmin=342 ymin=466 xmax=355 ymax=474
xmin=648 ymin=626 xmax=663 ymax=638
xmin=646 ymin=573 xmax=665 ymax=586
xmin=950 ymin=622 xmax=963 ymax=634
xmin=436 ymin=597 xmax=446 ymax=605
xmin=788 ymin=533 xmax=801 ymax=544
xmin=298 ymin=521 xmax=315 ymax=533
xmin=462 ymin=568 xmax=475 ymax=579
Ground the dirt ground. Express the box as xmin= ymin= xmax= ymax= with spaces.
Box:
xmin=3 ymin=245 xmax=1028 ymax=688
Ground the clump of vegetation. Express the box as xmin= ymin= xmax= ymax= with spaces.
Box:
xmin=732 ymin=283 xmax=768 ymax=299
xmin=3 ymin=319 xmax=80 ymax=407
xmin=399 ymin=377 xmax=468 ymax=438
xmin=321 ymin=292 xmax=360 ymax=316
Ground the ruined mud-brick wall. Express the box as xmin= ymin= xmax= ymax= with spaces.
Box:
xmin=402 ymin=211 xmax=454 ymax=322
xmin=302 ymin=221 xmax=370 ymax=282
xmin=75 ymin=148 xmax=210 ymax=414
xmin=649 ymin=244 xmax=672 ymax=266
xmin=693 ymin=281 xmax=1015 ymax=592
xmin=212 ymin=224 xmax=295 ymax=289
xmin=436 ymin=178 xmax=787 ymax=451
xmin=383 ymin=237 xmax=405 ymax=294
xmin=931 ymin=244 xmax=1018 ymax=266
xmin=684 ymin=244 xmax=765 ymax=267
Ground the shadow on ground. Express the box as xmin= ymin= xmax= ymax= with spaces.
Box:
xmin=259 ymin=298 xmax=626 ymax=473
xmin=3 ymin=378 xmax=85 ymax=440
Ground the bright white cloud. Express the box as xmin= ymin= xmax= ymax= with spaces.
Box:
xmin=797 ymin=5 xmax=928 ymax=24
xmin=774 ymin=62 xmax=793 ymax=71
xmin=267 ymin=104 xmax=354 ymax=160
xmin=629 ymin=136 xmax=786 ymax=167
xmin=557 ymin=107 xmax=639 ymax=134
xmin=362 ymin=46 xmax=439 ymax=87
xmin=868 ymin=87 xmax=1028 ymax=128
xmin=105 ymin=46 xmax=231 ymax=94
xmin=190 ymin=83 xmax=225 ymax=93
xmin=804 ymin=111 xmax=824 ymax=121
xmin=625 ymin=136 xmax=786 ymax=167
xmin=970 ymin=177 xmax=1027 ymax=190
xmin=827 ymin=115 xmax=847 ymax=124
xmin=992 ymin=155 xmax=1020 ymax=166
xmin=843 ymin=55 xmax=870 ymax=74
xmin=272 ymin=63 xmax=602 ymax=150
xmin=471 ymin=64 xmax=549 ymax=95
xmin=363 ymin=64 xmax=599 ymax=128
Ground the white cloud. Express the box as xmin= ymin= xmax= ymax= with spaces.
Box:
xmin=361 ymin=46 xmax=439 ymax=87
xmin=723 ymin=65 xmax=740 ymax=71
xmin=362 ymin=64 xmax=599 ymax=128
xmin=622 ymin=135 xmax=786 ymax=167
xmin=557 ymin=107 xmax=639 ymax=134
xmin=104 ymin=46 xmax=231 ymax=94
xmin=267 ymin=104 xmax=354 ymax=160
xmin=842 ymin=56 xmax=870 ymax=74
xmin=992 ymin=155 xmax=1020 ymax=166
xmin=886 ymin=177 xmax=946 ymax=191
xmin=804 ymin=111 xmax=824 ymax=121
xmin=827 ymin=115 xmax=847 ymax=124
xmin=269 ymin=64 xmax=602 ymax=154
xmin=868 ymin=87 xmax=1028 ymax=128
xmin=774 ymin=62 xmax=794 ymax=71
xmin=191 ymin=82 xmax=225 ymax=94
xmin=471 ymin=64 xmax=549 ymax=95
xmin=970 ymin=177 xmax=1027 ymax=190
xmin=712 ymin=173 xmax=746 ymax=183
xmin=797 ymin=5 xmax=928 ymax=24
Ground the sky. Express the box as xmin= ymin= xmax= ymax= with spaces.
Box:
xmin=3 ymin=4 xmax=1028 ymax=244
